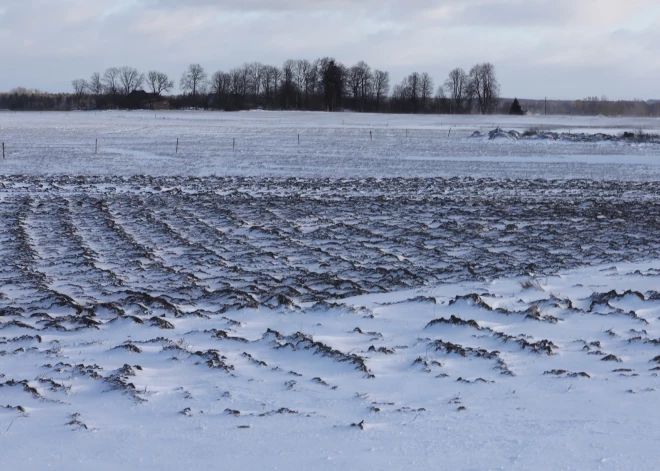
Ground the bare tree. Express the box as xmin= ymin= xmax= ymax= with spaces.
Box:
xmin=434 ymin=85 xmax=449 ymax=113
xmin=347 ymin=65 xmax=361 ymax=106
xmin=281 ymin=60 xmax=296 ymax=108
xmin=238 ymin=64 xmax=251 ymax=102
xmin=358 ymin=62 xmax=373 ymax=110
xmin=469 ymin=63 xmax=500 ymax=114
xmin=246 ymin=62 xmax=263 ymax=97
xmin=228 ymin=65 xmax=251 ymax=106
xmin=420 ymin=72 xmax=434 ymax=111
xmin=102 ymin=67 xmax=121 ymax=95
xmin=396 ymin=72 xmax=421 ymax=112
xmin=408 ymin=72 xmax=421 ymax=112
xmin=294 ymin=59 xmax=311 ymax=109
xmin=355 ymin=61 xmax=372 ymax=111
xmin=88 ymin=72 xmax=103 ymax=96
xmin=223 ymin=64 xmax=250 ymax=107
xmin=229 ymin=68 xmax=241 ymax=97
xmin=210 ymin=70 xmax=232 ymax=109
xmin=373 ymin=70 xmax=389 ymax=111
xmin=197 ymin=81 xmax=211 ymax=110
xmin=147 ymin=71 xmax=174 ymax=97
xmin=260 ymin=65 xmax=281 ymax=108
xmin=391 ymin=83 xmax=406 ymax=102
xmin=71 ymin=79 xmax=88 ymax=108
xmin=180 ymin=64 xmax=208 ymax=98
xmin=346 ymin=61 xmax=371 ymax=111
xmin=304 ymin=60 xmax=319 ymax=107
xmin=444 ymin=68 xmax=469 ymax=114
xmin=119 ymin=66 xmax=144 ymax=96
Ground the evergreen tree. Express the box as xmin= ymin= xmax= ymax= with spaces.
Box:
xmin=321 ymin=60 xmax=344 ymax=112
xmin=509 ymin=98 xmax=524 ymax=115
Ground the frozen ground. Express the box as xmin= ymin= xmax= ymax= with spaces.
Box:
xmin=2 ymin=112 xmax=660 ymax=470
xmin=1 ymin=110 xmax=660 ymax=180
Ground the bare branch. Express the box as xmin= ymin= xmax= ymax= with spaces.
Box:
xmin=147 ymin=71 xmax=174 ymax=97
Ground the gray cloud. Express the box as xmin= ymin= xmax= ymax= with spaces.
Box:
xmin=1 ymin=0 xmax=659 ymax=99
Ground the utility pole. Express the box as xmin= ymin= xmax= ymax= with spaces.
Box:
xmin=545 ymin=97 xmax=547 ymax=116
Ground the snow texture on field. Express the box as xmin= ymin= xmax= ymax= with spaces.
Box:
xmin=1 ymin=110 xmax=660 ymax=180
xmin=2 ymin=112 xmax=660 ymax=470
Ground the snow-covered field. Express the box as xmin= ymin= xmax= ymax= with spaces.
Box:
xmin=1 ymin=110 xmax=660 ymax=180
xmin=2 ymin=112 xmax=660 ymax=470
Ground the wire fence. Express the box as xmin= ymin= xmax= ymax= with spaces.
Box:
xmin=0 ymin=127 xmax=486 ymax=155
xmin=2 ymin=123 xmax=660 ymax=162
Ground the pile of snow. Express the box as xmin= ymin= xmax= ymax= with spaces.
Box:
xmin=476 ymin=127 xmax=660 ymax=144
xmin=488 ymin=127 xmax=521 ymax=140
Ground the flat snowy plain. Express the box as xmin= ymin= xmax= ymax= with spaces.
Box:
xmin=2 ymin=111 xmax=660 ymax=470
xmin=1 ymin=110 xmax=660 ymax=179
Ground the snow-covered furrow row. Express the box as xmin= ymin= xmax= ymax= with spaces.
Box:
xmin=104 ymin=197 xmax=302 ymax=303
xmin=20 ymin=196 xmax=121 ymax=302
xmin=0 ymin=180 xmax=659 ymax=299
xmin=293 ymin=215 xmax=428 ymax=286
xmin=160 ymin=199 xmax=305 ymax=284
xmin=197 ymin=196 xmax=439 ymax=294
xmin=107 ymin=197 xmax=228 ymax=280
xmin=68 ymin=196 xmax=185 ymax=296
xmin=161 ymin=196 xmax=381 ymax=299
xmin=161 ymin=204 xmax=322 ymax=294
xmin=0 ymin=196 xmax=56 ymax=310
xmin=215 ymin=214 xmax=403 ymax=294
xmin=2 ymin=177 xmax=660 ymax=312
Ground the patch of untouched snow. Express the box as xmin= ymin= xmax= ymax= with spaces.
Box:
xmin=3 ymin=259 xmax=660 ymax=470
xmin=1 ymin=110 xmax=660 ymax=180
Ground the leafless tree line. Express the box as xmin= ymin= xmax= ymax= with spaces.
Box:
xmin=68 ymin=59 xmax=502 ymax=114
xmin=14 ymin=60 xmax=659 ymax=117
xmin=5 ymin=85 xmax=658 ymax=117
xmin=191 ymin=59 xmax=392 ymax=112
xmin=441 ymin=64 xmax=500 ymax=115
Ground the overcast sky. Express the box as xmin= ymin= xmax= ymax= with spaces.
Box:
xmin=1 ymin=0 xmax=659 ymax=100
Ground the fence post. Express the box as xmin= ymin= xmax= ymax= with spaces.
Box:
xmin=95 ymin=139 xmax=98 ymax=154
xmin=406 ymin=129 xmax=408 ymax=138
xmin=2 ymin=142 xmax=4 ymax=159
xmin=298 ymin=134 xmax=300 ymax=145
xmin=176 ymin=138 xmax=179 ymax=154
xmin=370 ymin=130 xmax=373 ymax=141
xmin=233 ymin=138 xmax=235 ymax=150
